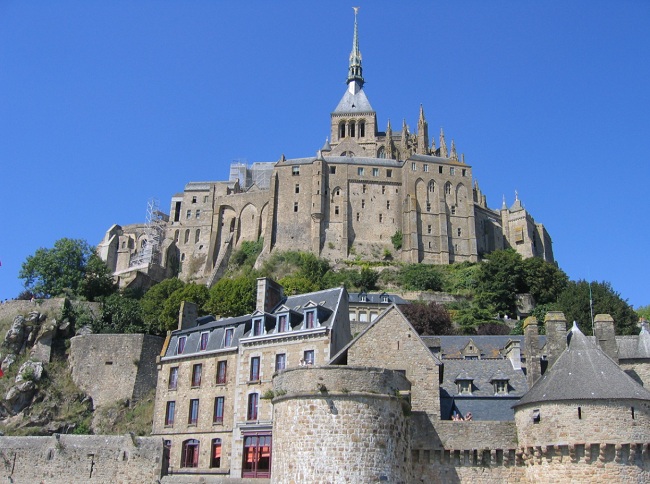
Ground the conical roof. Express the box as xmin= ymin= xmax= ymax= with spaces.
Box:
xmin=514 ymin=322 xmax=650 ymax=407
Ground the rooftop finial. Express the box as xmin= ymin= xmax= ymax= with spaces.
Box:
xmin=347 ymin=7 xmax=364 ymax=92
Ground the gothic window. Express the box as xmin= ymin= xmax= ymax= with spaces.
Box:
xmin=216 ymin=360 xmax=227 ymax=384
xmin=339 ymin=121 xmax=346 ymax=139
xmin=377 ymin=146 xmax=386 ymax=158
xmin=169 ymin=367 xmax=178 ymax=390
xmin=250 ymin=356 xmax=260 ymax=381
xmin=445 ymin=182 xmax=452 ymax=195
xmin=188 ymin=399 xmax=199 ymax=425
xmin=191 ymin=364 xmax=202 ymax=387
xmin=349 ymin=121 xmax=356 ymax=137
xmin=195 ymin=229 xmax=201 ymax=243
xmin=184 ymin=229 xmax=190 ymax=244
xmin=211 ymin=438 xmax=222 ymax=468
xmin=165 ymin=401 xmax=175 ymax=426
xmin=359 ymin=120 xmax=365 ymax=137
xmin=181 ymin=439 xmax=200 ymax=468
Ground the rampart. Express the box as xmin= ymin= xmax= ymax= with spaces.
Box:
xmin=0 ymin=434 xmax=166 ymax=483
xmin=69 ymin=334 xmax=164 ymax=408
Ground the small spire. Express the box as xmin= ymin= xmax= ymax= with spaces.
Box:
xmin=431 ymin=138 xmax=436 ymax=151
xmin=347 ymin=7 xmax=364 ymax=90
xmin=439 ymin=127 xmax=448 ymax=158
xmin=419 ymin=104 xmax=426 ymax=122
xmin=450 ymin=139 xmax=458 ymax=160
xmin=321 ymin=137 xmax=331 ymax=152
xmin=502 ymin=195 xmax=507 ymax=210
xmin=461 ymin=153 xmax=465 ymax=163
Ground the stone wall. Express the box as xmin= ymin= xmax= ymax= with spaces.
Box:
xmin=621 ymin=360 xmax=650 ymax=388
xmin=0 ymin=434 xmax=165 ymax=483
xmin=271 ymin=366 xmax=412 ymax=484
xmin=69 ymin=334 xmax=164 ymax=408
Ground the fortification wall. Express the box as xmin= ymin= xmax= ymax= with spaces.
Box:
xmin=70 ymin=334 xmax=164 ymax=408
xmin=515 ymin=400 xmax=650 ymax=447
xmin=0 ymin=434 xmax=165 ymax=483
xmin=271 ymin=367 xmax=412 ymax=483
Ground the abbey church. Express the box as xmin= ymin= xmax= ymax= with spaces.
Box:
xmin=99 ymin=11 xmax=553 ymax=289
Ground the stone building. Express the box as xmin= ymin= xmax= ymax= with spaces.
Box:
xmin=99 ymin=10 xmax=553 ymax=290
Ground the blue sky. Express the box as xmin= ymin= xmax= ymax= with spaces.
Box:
xmin=1 ymin=1 xmax=648 ymax=309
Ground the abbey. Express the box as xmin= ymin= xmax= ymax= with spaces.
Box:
xmin=98 ymin=11 xmax=553 ymax=289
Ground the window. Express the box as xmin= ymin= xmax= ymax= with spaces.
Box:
xmin=177 ymin=336 xmax=187 ymax=355
xmin=203 ymin=195 xmax=209 ymax=203
xmin=359 ymin=293 xmax=367 ymax=302
xmin=577 ymin=406 xmax=582 ymax=419
xmin=165 ymin=401 xmax=175 ymax=426
xmin=188 ymin=399 xmax=199 ymax=425
xmin=462 ymin=169 xmax=467 ymax=177
xmin=411 ymin=162 xmax=417 ymax=171
xmin=195 ymin=228 xmax=201 ymax=243
xmin=381 ymin=294 xmax=389 ymax=303
xmin=213 ymin=397 xmax=224 ymax=424
xmin=439 ymin=166 xmax=443 ymax=174
xmin=224 ymin=328 xmax=234 ymax=347
xmin=211 ymin=438 xmax=222 ymax=468
xmin=428 ymin=181 xmax=435 ymax=193
xmin=386 ymin=201 xmax=390 ymax=209
xmin=356 ymin=212 xmax=360 ymax=221
xmin=334 ymin=206 xmax=340 ymax=215
xmin=427 ymin=225 xmax=432 ymax=234
xmin=428 ymin=241 xmax=432 ymax=249
xmin=216 ymin=360 xmax=227 ymax=384
xmin=250 ymin=356 xmax=260 ymax=381
xmin=372 ymin=168 xmax=379 ymax=177
xmin=330 ymin=166 xmax=336 ymax=174
xmin=357 ymin=167 xmax=364 ymax=176
xmin=200 ymin=332 xmax=209 ymax=351
xmin=359 ymin=312 xmax=368 ymax=322
xmin=379 ymin=214 xmax=383 ymax=223
xmin=339 ymin=121 xmax=345 ymax=139
xmin=426 ymin=202 xmax=431 ymax=212
xmin=184 ymin=229 xmax=190 ymax=244
xmin=305 ymin=310 xmax=315 ymax=329
xmin=370 ymin=311 xmax=378 ymax=321
xmin=277 ymin=314 xmax=289 ymax=333
xmin=349 ymin=120 xmax=356 ymax=137
xmin=253 ymin=318 xmax=264 ymax=336
xmin=247 ymin=393 xmax=259 ymax=420
xmin=451 ymin=206 xmax=456 ymax=215
xmin=292 ymin=166 xmax=299 ymax=176
xmin=242 ymin=434 xmax=272 ymax=478
xmin=186 ymin=209 xmax=191 ymax=219
xmin=450 ymin=167 xmax=455 ymax=175
xmin=386 ymin=169 xmax=392 ymax=178
xmin=457 ymin=228 xmax=462 ymax=236
xmin=168 ymin=367 xmax=179 ymax=390
xmin=382 ymin=185 xmax=386 ymax=194
xmin=275 ymin=353 xmax=286 ymax=371
xmin=532 ymin=409 xmax=541 ymax=424
xmin=349 ymin=311 xmax=357 ymax=321
xmin=192 ymin=196 xmax=197 ymax=204
xmin=335 ymin=188 xmax=340 ymax=196
xmin=196 ymin=209 xmax=201 ymax=219
xmin=191 ymin=364 xmax=202 ymax=387
xmin=494 ymin=380 xmax=508 ymax=395
xmin=445 ymin=183 xmax=452 ymax=195
xmin=362 ymin=184 xmax=367 ymax=193
xmin=424 ymin=164 xmax=429 ymax=172
xmin=377 ymin=146 xmax=386 ymax=158
xmin=458 ymin=380 xmax=472 ymax=395
xmin=181 ymin=439 xmax=200 ymax=468
xmin=359 ymin=120 xmax=365 ymax=137
xmin=304 ymin=350 xmax=315 ymax=365
xmin=295 ymin=184 xmax=300 ymax=194
xmin=361 ymin=199 xmax=365 ymax=209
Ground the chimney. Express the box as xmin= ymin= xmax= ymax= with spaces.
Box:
xmin=594 ymin=314 xmax=618 ymax=363
xmin=544 ymin=311 xmax=568 ymax=369
xmin=256 ymin=277 xmax=284 ymax=313
xmin=523 ymin=316 xmax=541 ymax=387
xmin=504 ymin=339 xmax=522 ymax=370
xmin=178 ymin=301 xmax=198 ymax=331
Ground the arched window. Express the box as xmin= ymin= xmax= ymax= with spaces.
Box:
xmin=211 ymin=438 xmax=222 ymax=468
xmin=174 ymin=230 xmax=179 ymax=243
xmin=377 ymin=146 xmax=386 ymax=159
xmin=349 ymin=121 xmax=356 ymax=138
xmin=359 ymin=120 xmax=365 ymax=137
xmin=184 ymin=229 xmax=190 ymax=244
xmin=181 ymin=439 xmax=200 ymax=468
xmin=195 ymin=229 xmax=201 ymax=243
xmin=445 ymin=182 xmax=452 ymax=195
xmin=428 ymin=180 xmax=435 ymax=193
xmin=339 ymin=121 xmax=346 ymax=139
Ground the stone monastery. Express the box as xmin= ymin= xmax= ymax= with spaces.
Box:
xmin=98 ymin=10 xmax=553 ymax=291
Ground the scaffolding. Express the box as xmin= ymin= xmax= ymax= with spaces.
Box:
xmin=229 ymin=159 xmax=275 ymax=190
xmin=129 ymin=198 xmax=167 ymax=269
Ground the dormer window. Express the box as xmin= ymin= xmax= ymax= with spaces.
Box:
xmin=277 ymin=314 xmax=289 ymax=333
xmin=380 ymin=294 xmax=389 ymax=303
xmin=494 ymin=380 xmax=509 ymax=395
xmin=199 ymin=332 xmax=209 ymax=351
xmin=359 ymin=293 xmax=367 ymax=303
xmin=458 ymin=380 xmax=472 ymax=395
xmin=177 ymin=336 xmax=187 ymax=355
xmin=223 ymin=328 xmax=234 ymax=348
xmin=305 ymin=310 xmax=316 ymax=329
xmin=252 ymin=318 xmax=264 ymax=336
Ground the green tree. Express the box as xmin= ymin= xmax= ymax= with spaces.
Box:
xmin=205 ymin=276 xmax=256 ymax=317
xmin=400 ymin=301 xmax=454 ymax=335
xmin=278 ymin=275 xmax=320 ymax=296
xmin=636 ymin=305 xmax=650 ymax=322
xmin=454 ymin=305 xmax=496 ymax=335
xmin=556 ymin=280 xmax=638 ymax=335
xmin=352 ymin=267 xmax=379 ymax=292
xmin=94 ymin=293 xmax=144 ymax=334
xmin=79 ymin=254 xmax=116 ymax=301
xmin=521 ymin=257 xmax=568 ymax=305
xmin=474 ymin=249 xmax=525 ymax=317
xmin=158 ymin=283 xmax=210 ymax=333
xmin=19 ymin=238 xmax=113 ymax=299
xmin=399 ymin=264 xmax=444 ymax=291
xmin=141 ymin=278 xmax=185 ymax=333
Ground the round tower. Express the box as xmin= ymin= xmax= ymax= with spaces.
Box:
xmin=514 ymin=322 xmax=650 ymax=482
xmin=270 ymin=366 xmax=412 ymax=483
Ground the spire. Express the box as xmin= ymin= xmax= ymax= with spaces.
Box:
xmin=417 ymin=104 xmax=429 ymax=155
xmin=347 ymin=7 xmax=364 ymax=93
xmin=450 ymin=139 xmax=458 ymax=161
xmin=439 ymin=128 xmax=448 ymax=158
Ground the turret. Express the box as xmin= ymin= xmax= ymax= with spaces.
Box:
xmin=439 ymin=127 xmax=448 ymax=158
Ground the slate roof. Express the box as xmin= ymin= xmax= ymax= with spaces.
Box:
xmin=162 ymin=287 xmax=344 ymax=360
xmin=349 ymin=292 xmax=407 ymax=305
xmin=333 ymin=87 xmax=374 ymax=113
xmin=514 ymin=323 xmax=650 ymax=408
xmin=440 ymin=358 xmax=528 ymax=421
xmin=278 ymin=156 xmax=402 ymax=168
xmin=616 ymin=323 xmax=650 ymax=359
xmin=422 ymin=335 xmax=547 ymax=360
